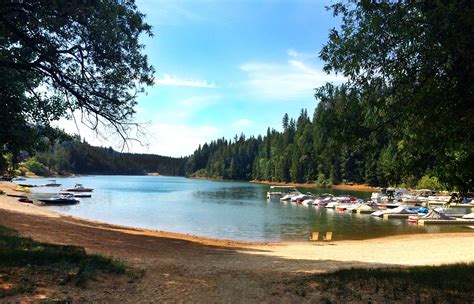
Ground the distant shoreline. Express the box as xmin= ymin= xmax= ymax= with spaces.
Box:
xmin=249 ymin=180 xmax=378 ymax=192
xmin=189 ymin=176 xmax=377 ymax=192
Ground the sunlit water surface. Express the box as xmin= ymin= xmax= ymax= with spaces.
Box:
xmin=23 ymin=176 xmax=471 ymax=242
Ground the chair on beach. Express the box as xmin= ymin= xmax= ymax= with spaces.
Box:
xmin=309 ymin=231 xmax=319 ymax=241
xmin=323 ymin=231 xmax=333 ymax=243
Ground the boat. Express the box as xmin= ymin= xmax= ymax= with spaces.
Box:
xmin=371 ymin=188 xmax=409 ymax=204
xmin=291 ymin=193 xmax=315 ymax=204
xmin=371 ymin=206 xmax=419 ymax=217
xmin=266 ymin=186 xmax=299 ymax=201
xmin=64 ymin=183 xmax=94 ymax=192
xmin=462 ymin=212 xmax=474 ymax=219
xmin=38 ymin=194 xmax=79 ymax=205
xmin=301 ymin=199 xmax=315 ymax=206
xmin=17 ymin=183 xmax=38 ymax=188
xmin=59 ymin=192 xmax=92 ymax=198
xmin=44 ymin=179 xmax=62 ymax=187
xmin=349 ymin=203 xmax=380 ymax=213
xmin=13 ymin=177 xmax=26 ymax=181
xmin=312 ymin=194 xmax=334 ymax=207
xmin=7 ymin=193 xmax=28 ymax=198
xmin=280 ymin=191 xmax=302 ymax=201
xmin=408 ymin=209 xmax=455 ymax=223
xmin=325 ymin=195 xmax=356 ymax=209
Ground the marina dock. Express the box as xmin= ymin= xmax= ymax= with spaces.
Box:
xmin=418 ymin=219 xmax=474 ymax=225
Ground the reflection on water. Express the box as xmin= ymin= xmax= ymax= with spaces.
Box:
xmin=21 ymin=175 xmax=471 ymax=242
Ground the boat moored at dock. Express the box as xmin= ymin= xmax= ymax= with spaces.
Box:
xmin=266 ymin=186 xmax=300 ymax=201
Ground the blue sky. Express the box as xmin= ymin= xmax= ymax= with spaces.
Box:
xmin=62 ymin=0 xmax=343 ymax=156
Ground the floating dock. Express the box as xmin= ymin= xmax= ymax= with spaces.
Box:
xmin=418 ymin=219 xmax=474 ymax=225
xmin=383 ymin=213 xmax=467 ymax=220
xmin=355 ymin=209 xmax=375 ymax=214
xmin=383 ymin=214 xmax=413 ymax=219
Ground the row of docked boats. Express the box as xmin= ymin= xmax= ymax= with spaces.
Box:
xmin=266 ymin=186 xmax=474 ymax=222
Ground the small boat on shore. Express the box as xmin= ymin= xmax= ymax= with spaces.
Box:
xmin=64 ymin=183 xmax=94 ymax=192
xmin=38 ymin=194 xmax=79 ymax=205
xmin=17 ymin=183 xmax=38 ymax=188
xmin=7 ymin=193 xmax=28 ymax=198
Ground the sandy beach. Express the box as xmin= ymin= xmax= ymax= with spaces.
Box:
xmin=0 ymin=181 xmax=473 ymax=302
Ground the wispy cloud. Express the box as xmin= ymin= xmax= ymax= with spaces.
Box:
xmin=155 ymin=74 xmax=216 ymax=88
xmin=138 ymin=0 xmax=204 ymax=26
xmin=142 ymin=123 xmax=220 ymax=156
xmin=287 ymin=48 xmax=318 ymax=59
xmin=232 ymin=118 xmax=253 ymax=129
xmin=240 ymin=53 xmax=345 ymax=100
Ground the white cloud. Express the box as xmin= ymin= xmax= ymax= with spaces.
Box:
xmin=239 ymin=55 xmax=345 ymax=100
xmin=287 ymin=48 xmax=318 ymax=59
xmin=155 ymin=74 xmax=216 ymax=88
xmin=139 ymin=123 xmax=220 ymax=156
xmin=55 ymin=116 xmax=220 ymax=157
xmin=232 ymin=118 xmax=252 ymax=128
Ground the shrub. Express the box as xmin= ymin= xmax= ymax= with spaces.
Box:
xmin=417 ymin=175 xmax=444 ymax=190
xmin=23 ymin=157 xmax=50 ymax=176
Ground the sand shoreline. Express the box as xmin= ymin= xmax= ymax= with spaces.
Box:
xmin=1 ymin=181 xmax=474 ymax=302
xmin=1 ymin=181 xmax=473 ymax=267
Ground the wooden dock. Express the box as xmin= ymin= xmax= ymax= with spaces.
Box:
xmin=355 ymin=209 xmax=375 ymax=214
xmin=383 ymin=214 xmax=413 ymax=219
xmin=418 ymin=219 xmax=474 ymax=225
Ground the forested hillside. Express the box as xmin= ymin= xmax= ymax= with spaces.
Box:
xmin=186 ymin=84 xmax=433 ymax=188
xmin=25 ymin=140 xmax=186 ymax=176
xmin=186 ymin=1 xmax=474 ymax=193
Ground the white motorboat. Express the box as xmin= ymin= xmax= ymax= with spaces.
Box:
xmin=266 ymin=186 xmax=300 ymax=201
xmin=371 ymin=206 xmax=419 ymax=217
xmin=38 ymin=193 xmax=79 ymax=205
xmin=291 ymin=193 xmax=315 ymax=203
xmin=64 ymin=183 xmax=94 ymax=192
xmin=44 ymin=179 xmax=62 ymax=187
xmin=301 ymin=199 xmax=315 ymax=206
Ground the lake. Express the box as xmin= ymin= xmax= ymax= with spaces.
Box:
xmin=24 ymin=175 xmax=468 ymax=242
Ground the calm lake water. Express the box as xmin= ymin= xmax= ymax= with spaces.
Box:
xmin=24 ymin=175 xmax=469 ymax=242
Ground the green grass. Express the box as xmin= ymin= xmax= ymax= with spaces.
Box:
xmin=322 ymin=263 xmax=474 ymax=293
xmin=0 ymin=224 xmax=127 ymax=298
xmin=283 ymin=263 xmax=474 ymax=302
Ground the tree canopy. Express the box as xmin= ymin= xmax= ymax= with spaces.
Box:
xmin=185 ymin=1 xmax=474 ymax=193
xmin=0 ymin=0 xmax=154 ymax=167
xmin=319 ymin=1 xmax=473 ymax=192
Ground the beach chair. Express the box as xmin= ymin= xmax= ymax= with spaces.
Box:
xmin=309 ymin=232 xmax=319 ymax=242
xmin=323 ymin=231 xmax=333 ymax=243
